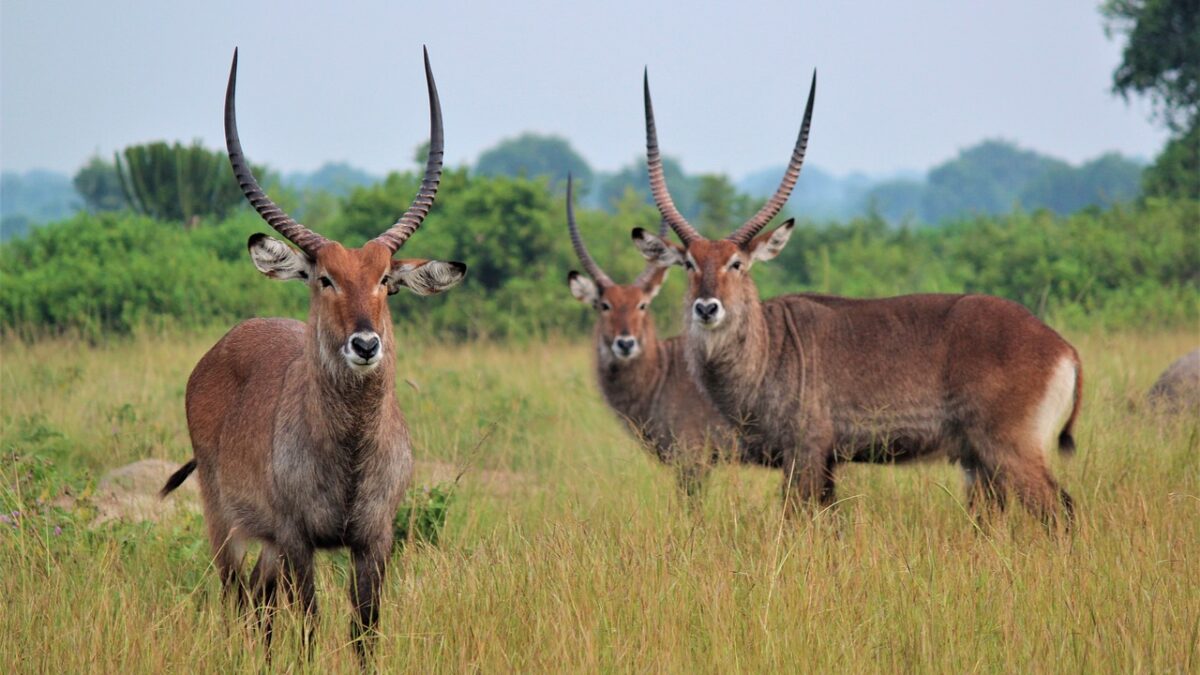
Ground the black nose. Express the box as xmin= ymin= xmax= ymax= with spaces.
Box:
xmin=615 ymin=337 xmax=636 ymax=354
xmin=350 ymin=335 xmax=380 ymax=359
xmin=694 ymin=301 xmax=720 ymax=320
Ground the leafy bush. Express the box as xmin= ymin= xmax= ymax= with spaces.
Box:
xmin=0 ymin=211 xmax=304 ymax=339
xmin=0 ymin=171 xmax=1195 ymax=340
xmin=393 ymin=483 xmax=455 ymax=547
xmin=762 ymin=198 xmax=1198 ymax=328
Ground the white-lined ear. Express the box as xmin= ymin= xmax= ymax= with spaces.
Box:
xmin=387 ymin=259 xmax=467 ymax=296
xmin=631 ymin=227 xmax=686 ymax=267
xmin=247 ymin=233 xmax=312 ymax=281
xmin=567 ymin=271 xmax=599 ymax=305
xmin=642 ymin=266 xmax=669 ymax=300
xmin=748 ymin=219 xmax=795 ymax=263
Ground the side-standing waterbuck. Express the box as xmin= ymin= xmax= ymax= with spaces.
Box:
xmin=632 ymin=69 xmax=1081 ymax=526
xmin=564 ymin=176 xmax=736 ymax=498
xmin=159 ymin=48 xmax=467 ymax=657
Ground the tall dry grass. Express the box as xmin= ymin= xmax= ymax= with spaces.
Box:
xmin=0 ymin=329 xmax=1196 ymax=672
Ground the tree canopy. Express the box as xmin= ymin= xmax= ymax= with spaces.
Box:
xmin=474 ymin=133 xmax=593 ymax=197
xmin=1103 ymin=0 xmax=1200 ymax=199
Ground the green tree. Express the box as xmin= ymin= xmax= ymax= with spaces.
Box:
xmin=695 ymin=174 xmax=760 ymax=235
xmin=475 ymin=134 xmax=593 ymax=196
xmin=1141 ymin=124 xmax=1200 ymax=197
xmin=595 ymin=155 xmax=702 ymax=220
xmin=864 ymin=179 xmax=925 ymax=224
xmin=114 ymin=141 xmax=253 ymax=225
xmin=73 ymin=156 xmax=126 ymax=213
xmin=922 ymin=140 xmax=1068 ymax=221
xmin=1104 ymin=0 xmax=1200 ymax=133
xmin=1 ymin=170 xmax=77 ymax=232
xmin=1019 ymin=153 xmax=1143 ymax=214
xmin=1104 ymin=0 xmax=1200 ymax=198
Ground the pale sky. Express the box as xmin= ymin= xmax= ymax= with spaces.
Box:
xmin=0 ymin=1 xmax=1166 ymax=179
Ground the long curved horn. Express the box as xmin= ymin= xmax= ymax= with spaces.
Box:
xmin=632 ymin=218 xmax=672 ymax=287
xmin=644 ymin=69 xmax=701 ymax=245
xmin=566 ymin=174 xmax=613 ymax=288
xmin=225 ymin=49 xmax=329 ymax=256
xmin=727 ymin=70 xmax=816 ymax=246
xmin=374 ymin=47 xmax=444 ymax=253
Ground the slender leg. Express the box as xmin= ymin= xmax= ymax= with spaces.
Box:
xmin=962 ymin=455 xmax=1006 ymax=521
xmin=248 ymin=543 xmax=283 ymax=645
xmin=282 ymin=545 xmax=318 ymax=656
xmin=1002 ymin=458 xmax=1074 ymax=531
xmin=967 ymin=428 xmax=1073 ymax=531
xmin=781 ymin=440 xmax=837 ymax=519
xmin=206 ymin=519 xmax=247 ymax=610
xmin=350 ymin=539 xmax=391 ymax=664
xmin=674 ymin=458 xmax=710 ymax=505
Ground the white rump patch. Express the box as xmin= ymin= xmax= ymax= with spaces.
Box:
xmin=1031 ymin=356 xmax=1076 ymax=453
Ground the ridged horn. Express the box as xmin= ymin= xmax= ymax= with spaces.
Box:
xmin=225 ymin=48 xmax=329 ymax=256
xmin=727 ymin=70 xmax=816 ymax=246
xmin=566 ymin=174 xmax=613 ymax=288
xmin=644 ymin=68 xmax=701 ymax=245
xmin=373 ymin=46 xmax=444 ymax=254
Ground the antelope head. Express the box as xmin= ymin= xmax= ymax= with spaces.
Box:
xmin=227 ymin=48 xmax=466 ymax=374
xmin=564 ymin=176 xmax=670 ymax=363
xmin=632 ymin=69 xmax=814 ymax=334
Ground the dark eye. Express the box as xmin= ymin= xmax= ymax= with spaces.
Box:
xmin=684 ymin=260 xmax=696 ymax=271
xmin=600 ymin=301 xmax=612 ymax=311
xmin=730 ymin=260 xmax=742 ymax=271
xmin=319 ymin=276 xmax=333 ymax=289
xmin=638 ymin=303 xmax=647 ymax=311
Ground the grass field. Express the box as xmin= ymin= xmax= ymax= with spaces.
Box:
xmin=1 ymin=328 xmax=1197 ymax=672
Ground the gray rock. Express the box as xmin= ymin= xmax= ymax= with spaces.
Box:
xmin=1148 ymin=349 xmax=1200 ymax=415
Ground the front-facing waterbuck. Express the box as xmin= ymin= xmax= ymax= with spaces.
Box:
xmin=633 ymin=70 xmax=1081 ymax=525
xmin=564 ymin=177 xmax=736 ymax=497
xmin=159 ymin=48 xmax=467 ymax=655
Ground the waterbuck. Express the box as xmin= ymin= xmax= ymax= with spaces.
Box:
xmin=159 ymin=48 xmax=466 ymax=654
xmin=564 ymin=177 xmax=736 ymax=497
xmin=632 ymin=70 xmax=1081 ymax=525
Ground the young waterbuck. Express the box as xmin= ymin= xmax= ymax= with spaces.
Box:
xmin=564 ymin=177 xmax=736 ymax=497
xmin=632 ymin=70 xmax=1081 ymax=525
xmin=159 ymin=48 xmax=467 ymax=655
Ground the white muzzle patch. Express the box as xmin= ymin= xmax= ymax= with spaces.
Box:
xmin=692 ymin=298 xmax=726 ymax=329
xmin=343 ymin=331 xmax=383 ymax=372
xmin=611 ymin=336 xmax=641 ymax=361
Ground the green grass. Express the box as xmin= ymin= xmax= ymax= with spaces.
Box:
xmin=1 ymin=329 xmax=1197 ymax=672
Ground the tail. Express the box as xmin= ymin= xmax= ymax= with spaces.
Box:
xmin=159 ymin=459 xmax=198 ymax=498
xmin=1057 ymin=357 xmax=1083 ymax=455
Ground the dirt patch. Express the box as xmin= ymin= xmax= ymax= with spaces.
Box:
xmin=88 ymin=459 xmax=201 ymax=526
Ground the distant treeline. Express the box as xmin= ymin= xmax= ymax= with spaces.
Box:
xmin=1 ymin=165 xmax=1194 ymax=341
xmin=777 ymin=141 xmax=1145 ymax=224
xmin=2 ymin=136 xmax=1148 ymax=241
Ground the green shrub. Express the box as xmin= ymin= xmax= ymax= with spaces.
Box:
xmin=0 ymin=212 xmax=305 ymax=339
xmin=0 ymin=176 xmax=1195 ymax=339
xmin=393 ymin=483 xmax=455 ymax=547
